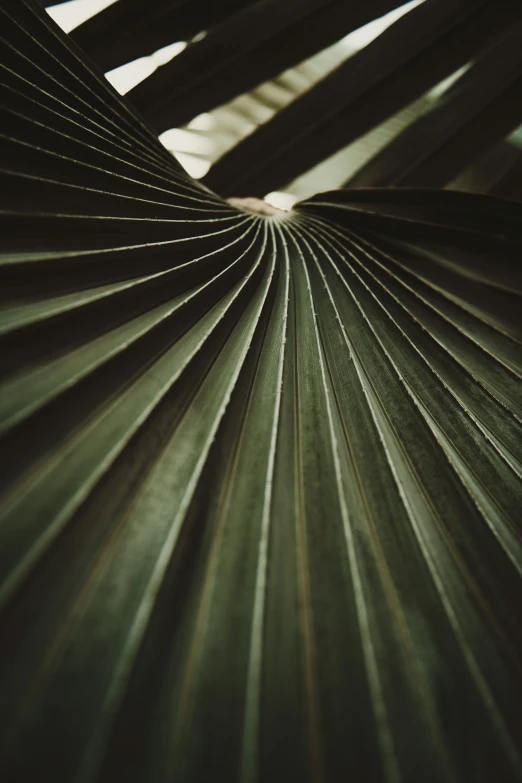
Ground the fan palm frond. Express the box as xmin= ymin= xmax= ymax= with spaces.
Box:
xmin=1 ymin=2 xmax=521 ymax=781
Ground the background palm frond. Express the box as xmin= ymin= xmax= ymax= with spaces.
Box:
xmin=1 ymin=2 xmax=522 ymax=782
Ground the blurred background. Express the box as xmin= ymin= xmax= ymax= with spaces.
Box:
xmin=46 ymin=0 xmax=522 ymax=208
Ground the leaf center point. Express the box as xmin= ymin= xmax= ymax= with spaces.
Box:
xmin=227 ymin=197 xmax=290 ymax=217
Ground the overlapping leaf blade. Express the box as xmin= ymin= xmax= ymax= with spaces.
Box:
xmin=204 ymin=0 xmax=522 ymax=195
xmin=0 ymin=2 xmax=521 ymax=783
xmin=345 ymin=21 xmax=522 ymax=187
xmin=127 ymin=0 xmax=404 ymax=132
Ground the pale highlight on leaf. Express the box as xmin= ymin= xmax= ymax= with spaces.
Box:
xmin=1 ymin=3 xmax=522 ymax=783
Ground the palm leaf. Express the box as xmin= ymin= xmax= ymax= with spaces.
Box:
xmin=204 ymin=0 xmax=522 ymax=195
xmin=1 ymin=1 xmax=521 ymax=782
xmin=126 ymin=0 xmax=404 ymax=130
xmin=345 ymin=22 xmax=522 ymax=188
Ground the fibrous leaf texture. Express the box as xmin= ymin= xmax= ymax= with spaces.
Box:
xmin=0 ymin=2 xmax=521 ymax=783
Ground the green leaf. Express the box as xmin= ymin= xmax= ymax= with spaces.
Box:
xmin=70 ymin=0 xmax=259 ymax=73
xmin=1 ymin=2 xmax=521 ymax=783
xmin=345 ymin=22 xmax=522 ymax=187
xmin=204 ymin=0 xmax=522 ymax=196
xmin=127 ymin=0 xmax=404 ymax=132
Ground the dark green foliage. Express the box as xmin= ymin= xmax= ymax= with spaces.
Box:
xmin=1 ymin=2 xmax=521 ymax=781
